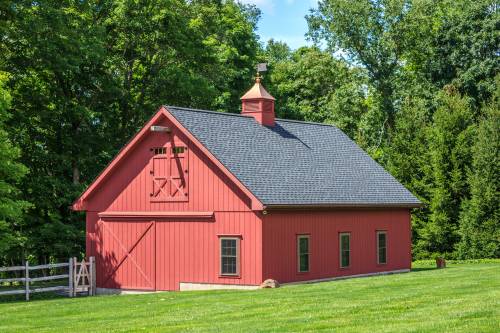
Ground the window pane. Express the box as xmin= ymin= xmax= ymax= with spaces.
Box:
xmin=221 ymin=256 xmax=236 ymax=274
xmin=221 ymin=239 xmax=236 ymax=256
xmin=300 ymin=254 xmax=309 ymax=272
xmin=378 ymin=233 xmax=386 ymax=247
xmin=220 ymin=238 xmax=238 ymax=275
xmin=377 ymin=232 xmax=386 ymax=264
xmin=378 ymin=248 xmax=386 ymax=264
xmin=341 ymin=234 xmax=350 ymax=251
xmin=341 ymin=250 xmax=350 ymax=267
xmin=297 ymin=236 xmax=309 ymax=272
xmin=299 ymin=237 xmax=309 ymax=254
xmin=340 ymin=233 xmax=350 ymax=267
xmin=172 ymin=147 xmax=185 ymax=154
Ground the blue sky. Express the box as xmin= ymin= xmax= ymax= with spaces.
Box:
xmin=240 ymin=0 xmax=319 ymax=49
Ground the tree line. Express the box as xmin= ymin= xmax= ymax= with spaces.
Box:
xmin=0 ymin=0 xmax=498 ymax=266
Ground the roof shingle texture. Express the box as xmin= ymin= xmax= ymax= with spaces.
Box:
xmin=167 ymin=106 xmax=421 ymax=207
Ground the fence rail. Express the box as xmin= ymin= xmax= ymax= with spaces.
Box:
xmin=0 ymin=257 xmax=95 ymax=301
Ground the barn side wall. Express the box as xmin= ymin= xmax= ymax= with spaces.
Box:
xmin=262 ymin=209 xmax=411 ymax=283
xmin=84 ymin=114 xmax=263 ymax=291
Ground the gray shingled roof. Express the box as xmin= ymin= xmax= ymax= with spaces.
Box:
xmin=166 ymin=106 xmax=421 ymax=207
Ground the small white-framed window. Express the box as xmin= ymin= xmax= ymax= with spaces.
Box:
xmin=377 ymin=231 xmax=387 ymax=264
xmin=339 ymin=232 xmax=350 ymax=268
xmin=220 ymin=237 xmax=240 ymax=276
xmin=297 ymin=235 xmax=310 ymax=272
xmin=152 ymin=147 xmax=167 ymax=155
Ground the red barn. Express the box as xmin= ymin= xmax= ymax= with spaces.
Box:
xmin=73 ymin=77 xmax=421 ymax=292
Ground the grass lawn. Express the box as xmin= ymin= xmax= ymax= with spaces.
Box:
xmin=0 ymin=262 xmax=499 ymax=332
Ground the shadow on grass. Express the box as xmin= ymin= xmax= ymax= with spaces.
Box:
xmin=411 ymin=267 xmax=438 ymax=272
xmin=0 ymin=291 xmax=65 ymax=304
xmin=411 ymin=267 xmax=455 ymax=273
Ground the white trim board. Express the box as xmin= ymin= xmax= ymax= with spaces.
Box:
xmin=95 ymin=288 xmax=162 ymax=295
xmin=179 ymin=282 xmax=259 ymax=291
xmin=282 ymin=269 xmax=410 ymax=286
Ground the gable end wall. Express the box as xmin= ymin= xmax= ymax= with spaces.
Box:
xmin=84 ymin=113 xmax=263 ymax=290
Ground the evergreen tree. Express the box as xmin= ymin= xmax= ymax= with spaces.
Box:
xmin=416 ymin=87 xmax=476 ymax=258
xmin=457 ymin=85 xmax=500 ymax=258
xmin=386 ymin=96 xmax=432 ymax=252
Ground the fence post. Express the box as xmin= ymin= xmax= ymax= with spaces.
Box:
xmin=25 ymin=261 xmax=29 ymax=301
xmin=89 ymin=256 xmax=96 ymax=296
xmin=73 ymin=257 xmax=77 ymax=297
xmin=68 ymin=258 xmax=73 ymax=298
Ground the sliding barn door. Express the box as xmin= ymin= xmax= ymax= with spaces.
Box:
xmin=98 ymin=220 xmax=156 ymax=290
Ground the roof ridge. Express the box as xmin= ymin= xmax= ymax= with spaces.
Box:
xmin=165 ymin=105 xmax=339 ymax=128
xmin=275 ymin=117 xmax=338 ymax=128
xmin=164 ymin=105 xmax=249 ymax=119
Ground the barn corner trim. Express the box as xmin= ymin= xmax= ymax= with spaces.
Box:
xmin=72 ymin=106 xmax=264 ymax=212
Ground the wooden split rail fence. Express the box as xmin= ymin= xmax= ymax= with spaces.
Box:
xmin=0 ymin=257 xmax=96 ymax=301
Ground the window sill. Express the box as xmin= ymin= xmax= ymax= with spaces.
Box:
xmin=219 ymin=274 xmax=241 ymax=279
xmin=296 ymin=271 xmax=310 ymax=275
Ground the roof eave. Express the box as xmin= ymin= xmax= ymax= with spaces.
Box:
xmin=264 ymin=202 xmax=424 ymax=210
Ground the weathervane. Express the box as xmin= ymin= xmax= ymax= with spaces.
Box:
xmin=255 ymin=63 xmax=267 ymax=83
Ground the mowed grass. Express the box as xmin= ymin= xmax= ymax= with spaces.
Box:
xmin=0 ymin=263 xmax=499 ymax=332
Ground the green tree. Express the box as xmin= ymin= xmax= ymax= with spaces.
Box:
xmin=0 ymin=73 xmax=30 ymax=264
xmin=457 ymin=86 xmax=500 ymax=258
xmin=415 ymin=88 xmax=476 ymax=258
xmin=186 ymin=0 xmax=261 ymax=112
xmin=265 ymin=46 xmax=367 ymax=138
xmin=386 ymin=96 xmax=432 ymax=249
xmin=4 ymin=0 xmax=112 ymax=262
xmin=307 ymin=0 xmax=410 ymax=131
xmin=264 ymin=39 xmax=292 ymax=64
xmin=1 ymin=0 xmax=262 ymax=263
xmin=104 ymin=0 xmax=260 ymax=140
xmin=402 ymin=0 xmax=500 ymax=107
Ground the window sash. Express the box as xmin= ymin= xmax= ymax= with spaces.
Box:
xmin=220 ymin=237 xmax=239 ymax=276
xmin=377 ymin=231 xmax=387 ymax=264
xmin=339 ymin=233 xmax=350 ymax=268
xmin=297 ymin=235 xmax=310 ymax=272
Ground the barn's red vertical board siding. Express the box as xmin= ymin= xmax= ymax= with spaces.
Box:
xmin=84 ymin=114 xmax=263 ymax=291
xmin=85 ymin=212 xmax=98 ymax=258
xmin=153 ymin=212 xmax=262 ymax=291
xmin=89 ymin=213 xmax=262 ymax=291
xmin=85 ymin=116 xmax=252 ymax=213
xmin=262 ymin=209 xmax=411 ymax=283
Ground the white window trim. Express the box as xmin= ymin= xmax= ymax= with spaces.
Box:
xmin=377 ymin=231 xmax=387 ymax=265
xmin=297 ymin=235 xmax=310 ymax=273
xmin=219 ymin=237 xmax=240 ymax=276
xmin=339 ymin=232 xmax=351 ymax=268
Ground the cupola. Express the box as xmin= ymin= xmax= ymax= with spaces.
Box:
xmin=241 ymin=74 xmax=275 ymax=127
